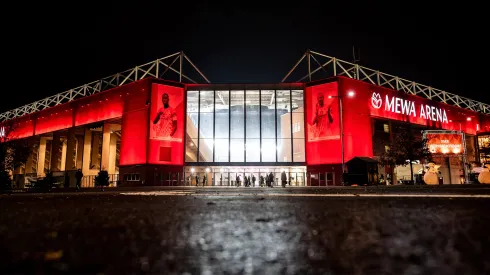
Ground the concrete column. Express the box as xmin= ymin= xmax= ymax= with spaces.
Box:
xmin=25 ymin=148 xmax=35 ymax=174
xmin=76 ymin=135 xmax=84 ymax=169
xmin=38 ymin=137 xmax=47 ymax=177
xmin=50 ymin=134 xmax=61 ymax=172
xmin=108 ymin=132 xmax=117 ymax=174
xmin=82 ymin=129 xmax=92 ymax=175
xmin=101 ymin=124 xmax=112 ymax=172
xmin=91 ymin=133 xmax=101 ymax=170
xmin=60 ymin=139 xmax=67 ymax=171
xmin=65 ymin=128 xmax=76 ymax=171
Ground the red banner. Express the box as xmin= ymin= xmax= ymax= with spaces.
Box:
xmin=425 ymin=133 xmax=463 ymax=155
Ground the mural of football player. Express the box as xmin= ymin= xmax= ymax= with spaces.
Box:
xmin=311 ymin=92 xmax=334 ymax=138
xmin=153 ymin=93 xmax=177 ymax=138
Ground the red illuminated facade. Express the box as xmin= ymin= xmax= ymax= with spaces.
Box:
xmin=3 ymin=72 xmax=490 ymax=187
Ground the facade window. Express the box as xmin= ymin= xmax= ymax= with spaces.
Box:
xmin=185 ymin=89 xmax=305 ymax=163
xmin=124 ymin=173 xmax=140 ymax=181
xmin=383 ymin=124 xmax=390 ymax=133
xmin=478 ymin=135 xmax=490 ymax=164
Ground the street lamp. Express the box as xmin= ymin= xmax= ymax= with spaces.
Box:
xmin=329 ymin=90 xmax=355 ymax=180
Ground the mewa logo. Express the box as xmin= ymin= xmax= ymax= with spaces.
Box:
xmin=371 ymin=92 xmax=382 ymax=109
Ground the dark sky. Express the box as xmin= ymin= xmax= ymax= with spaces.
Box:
xmin=3 ymin=1 xmax=486 ymax=113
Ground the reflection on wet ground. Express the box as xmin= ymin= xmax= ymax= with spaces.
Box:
xmin=0 ymin=189 xmax=489 ymax=274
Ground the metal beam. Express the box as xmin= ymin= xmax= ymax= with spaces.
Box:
xmin=0 ymin=51 xmax=210 ymax=121
xmin=282 ymin=50 xmax=490 ymax=115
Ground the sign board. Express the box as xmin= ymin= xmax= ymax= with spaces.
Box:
xmin=424 ymin=132 xmax=464 ymax=155
xmin=371 ymin=92 xmax=449 ymax=124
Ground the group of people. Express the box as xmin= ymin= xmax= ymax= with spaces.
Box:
xmin=235 ymin=172 xmax=278 ymax=187
xmin=191 ymin=171 xmax=292 ymax=187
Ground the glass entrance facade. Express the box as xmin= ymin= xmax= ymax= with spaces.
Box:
xmin=185 ymin=89 xmax=305 ymax=163
xmin=183 ymin=166 xmax=307 ymax=186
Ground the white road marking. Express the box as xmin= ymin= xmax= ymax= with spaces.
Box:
xmin=119 ymin=191 xmax=490 ymax=198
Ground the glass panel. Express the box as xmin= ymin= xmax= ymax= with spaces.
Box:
xmin=214 ymin=138 xmax=229 ymax=162
xmin=230 ymin=91 xmax=244 ymax=139
xmin=215 ymin=91 xmax=229 ymax=139
xmin=261 ymin=138 xmax=276 ymax=162
xmin=277 ymin=138 xmax=292 ymax=162
xmin=186 ymin=91 xmax=199 ymax=112
xmin=291 ymin=90 xmax=304 ymax=110
xmin=199 ymin=139 xmax=213 ymax=162
xmin=199 ymin=112 xmax=213 ymax=139
xmin=185 ymin=138 xmax=197 ymax=161
xmin=246 ymin=138 xmax=260 ymax=162
xmin=292 ymin=112 xmax=304 ymax=139
xmin=186 ymin=90 xmax=199 ymax=158
xmin=293 ymin=139 xmax=305 ymax=162
xmin=246 ymin=90 xmax=260 ymax=138
xmin=276 ymin=90 xmax=291 ymax=139
xmin=230 ymin=139 xmax=244 ymax=162
xmin=186 ymin=113 xmax=198 ymax=138
xmin=261 ymin=90 xmax=275 ymax=139
xmin=199 ymin=91 xmax=214 ymax=113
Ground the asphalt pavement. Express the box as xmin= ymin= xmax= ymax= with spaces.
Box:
xmin=1 ymin=186 xmax=489 ymax=274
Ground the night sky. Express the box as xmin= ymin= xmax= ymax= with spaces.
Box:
xmin=3 ymin=1 xmax=486 ymax=113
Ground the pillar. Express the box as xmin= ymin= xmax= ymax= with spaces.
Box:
xmin=90 ymin=133 xmax=100 ymax=170
xmin=65 ymin=128 xmax=76 ymax=171
xmin=76 ymin=135 xmax=84 ymax=169
xmin=108 ymin=132 xmax=118 ymax=174
xmin=25 ymin=148 xmax=35 ymax=174
xmin=101 ymin=124 xmax=112 ymax=172
xmin=50 ymin=133 xmax=62 ymax=172
xmin=37 ymin=137 xmax=47 ymax=177
xmin=82 ymin=128 xmax=92 ymax=175
xmin=60 ymin=139 xmax=67 ymax=171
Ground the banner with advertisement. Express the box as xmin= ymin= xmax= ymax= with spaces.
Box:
xmin=424 ymin=132 xmax=464 ymax=155
xmin=148 ymin=83 xmax=185 ymax=165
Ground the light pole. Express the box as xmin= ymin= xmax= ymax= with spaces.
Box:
xmin=329 ymin=90 xmax=355 ymax=183
xmin=456 ymin=116 xmax=473 ymax=184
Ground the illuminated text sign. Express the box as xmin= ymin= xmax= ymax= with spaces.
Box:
xmin=425 ymin=133 xmax=463 ymax=155
xmin=371 ymin=92 xmax=448 ymax=123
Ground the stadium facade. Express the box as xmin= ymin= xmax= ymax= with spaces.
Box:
xmin=2 ymin=51 xmax=490 ymax=187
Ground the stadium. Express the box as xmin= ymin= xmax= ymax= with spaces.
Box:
xmin=2 ymin=50 xmax=489 ymax=187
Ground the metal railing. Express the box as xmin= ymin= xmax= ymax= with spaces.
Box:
xmin=0 ymin=52 xmax=210 ymax=122
xmin=282 ymin=50 xmax=490 ymax=115
xmin=82 ymin=174 xmax=120 ymax=188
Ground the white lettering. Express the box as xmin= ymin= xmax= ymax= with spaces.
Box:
xmin=0 ymin=127 xmax=4 ymax=138
xmin=395 ymin=98 xmax=401 ymax=113
xmin=420 ymin=105 xmax=426 ymax=119
xmin=436 ymin=108 xmax=442 ymax=122
xmin=409 ymin=103 xmax=416 ymax=117
xmin=401 ymin=99 xmax=409 ymax=115
xmin=385 ymin=95 xmax=394 ymax=112
xmin=442 ymin=109 xmax=448 ymax=123
xmin=379 ymin=95 xmax=449 ymax=124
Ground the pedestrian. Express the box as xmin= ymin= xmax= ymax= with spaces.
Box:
xmin=75 ymin=169 xmax=83 ymax=191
